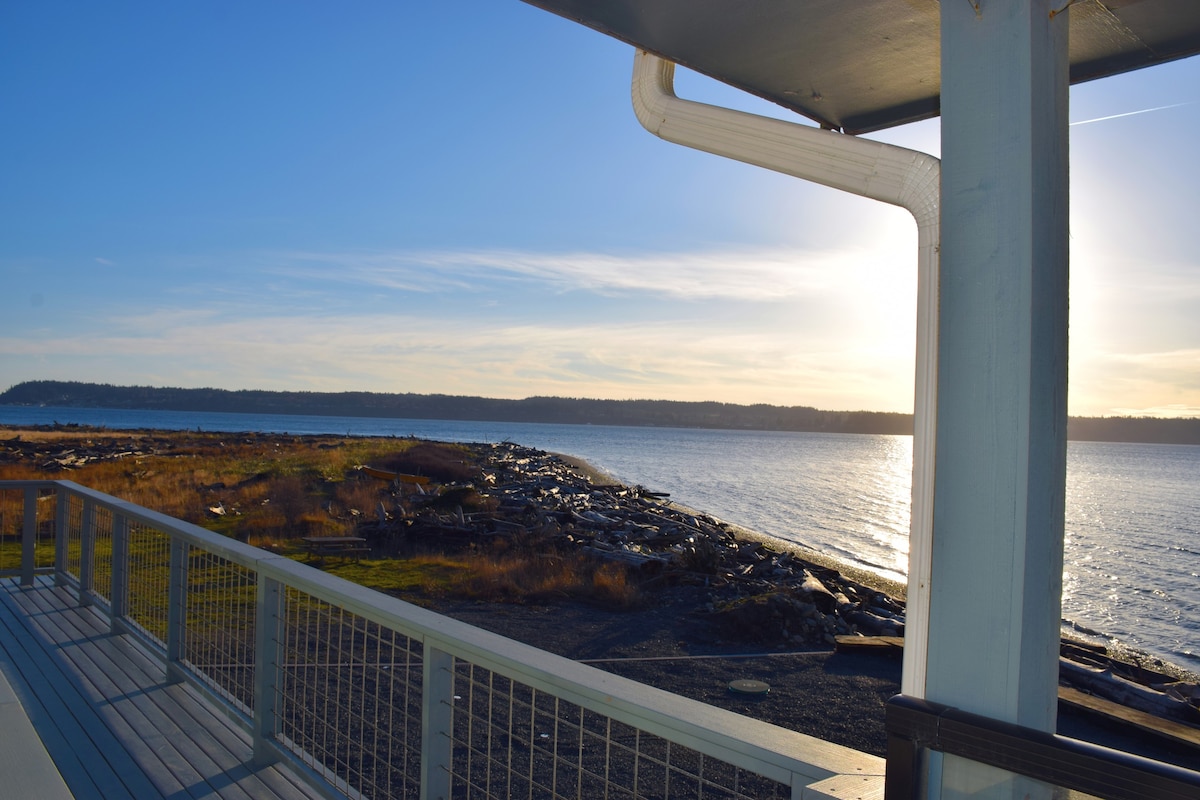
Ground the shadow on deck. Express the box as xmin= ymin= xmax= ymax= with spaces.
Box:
xmin=0 ymin=576 xmax=324 ymax=800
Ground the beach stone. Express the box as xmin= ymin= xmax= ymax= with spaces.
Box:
xmin=728 ymin=679 xmax=770 ymax=695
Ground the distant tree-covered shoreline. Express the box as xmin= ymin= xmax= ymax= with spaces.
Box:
xmin=2 ymin=380 xmax=1197 ymax=445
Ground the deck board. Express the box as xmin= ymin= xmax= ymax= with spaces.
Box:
xmin=34 ymin=595 xmax=240 ymax=799
xmin=0 ymin=584 xmax=155 ymax=799
xmin=0 ymin=577 xmax=326 ymax=800
xmin=44 ymin=593 xmax=316 ymax=800
xmin=0 ymin=636 xmax=73 ymax=799
xmin=30 ymin=588 xmax=273 ymax=800
xmin=17 ymin=589 xmax=209 ymax=798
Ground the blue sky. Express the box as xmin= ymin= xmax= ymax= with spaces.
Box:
xmin=2 ymin=3 xmax=1197 ymax=417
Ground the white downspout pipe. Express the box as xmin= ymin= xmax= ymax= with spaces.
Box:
xmin=632 ymin=50 xmax=939 ymax=697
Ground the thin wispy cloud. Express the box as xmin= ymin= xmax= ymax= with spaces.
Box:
xmin=1070 ymin=347 xmax=1200 ymax=416
xmin=1109 ymin=349 xmax=1200 ymax=382
xmin=2 ymin=235 xmax=921 ymax=410
xmin=0 ymin=308 xmax=918 ymax=410
xmin=1070 ymin=102 xmax=1191 ymax=127
xmin=265 ymin=246 xmax=882 ymax=302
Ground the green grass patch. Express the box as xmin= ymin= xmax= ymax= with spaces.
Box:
xmin=311 ymin=555 xmax=469 ymax=597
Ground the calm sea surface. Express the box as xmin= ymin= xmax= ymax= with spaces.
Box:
xmin=3 ymin=405 xmax=1197 ymax=671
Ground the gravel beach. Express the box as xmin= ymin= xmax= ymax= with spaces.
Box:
xmin=423 ymin=593 xmax=1200 ymax=772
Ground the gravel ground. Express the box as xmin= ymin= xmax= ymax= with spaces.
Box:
xmin=430 ymin=586 xmax=897 ymax=757
xmin=425 ymin=588 xmax=1200 ymax=772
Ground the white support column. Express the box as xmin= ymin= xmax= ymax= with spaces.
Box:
xmin=925 ymin=0 xmax=1070 ymax=791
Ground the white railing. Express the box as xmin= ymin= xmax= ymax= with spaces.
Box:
xmin=0 ymin=480 xmax=884 ymax=800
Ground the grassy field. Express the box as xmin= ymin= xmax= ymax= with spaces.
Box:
xmin=0 ymin=427 xmax=642 ymax=609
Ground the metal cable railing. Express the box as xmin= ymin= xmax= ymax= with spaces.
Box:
xmin=0 ymin=479 xmax=883 ymax=799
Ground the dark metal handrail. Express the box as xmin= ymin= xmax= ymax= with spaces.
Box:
xmin=885 ymin=694 xmax=1200 ymax=800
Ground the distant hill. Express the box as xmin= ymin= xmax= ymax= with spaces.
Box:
xmin=2 ymin=380 xmax=1198 ymax=444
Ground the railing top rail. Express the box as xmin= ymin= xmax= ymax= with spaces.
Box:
xmin=12 ymin=479 xmax=883 ymax=784
xmin=0 ymin=479 xmax=63 ymax=491
xmin=886 ymin=694 xmax=1200 ymax=800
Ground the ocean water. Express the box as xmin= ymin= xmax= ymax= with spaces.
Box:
xmin=2 ymin=405 xmax=1197 ymax=671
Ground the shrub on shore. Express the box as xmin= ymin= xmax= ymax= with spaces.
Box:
xmin=374 ymin=442 xmax=479 ymax=484
xmin=319 ymin=545 xmax=642 ymax=610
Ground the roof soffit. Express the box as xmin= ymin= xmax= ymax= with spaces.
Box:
xmin=523 ymin=0 xmax=1200 ymax=134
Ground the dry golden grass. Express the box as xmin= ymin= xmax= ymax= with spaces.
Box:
xmin=436 ymin=531 xmax=643 ymax=608
xmin=375 ymin=442 xmax=479 ymax=483
xmin=322 ymin=547 xmax=643 ymax=610
xmin=1 ymin=427 xmax=645 ymax=610
xmin=333 ymin=479 xmax=386 ymax=517
xmin=0 ymin=429 xmax=428 ymax=539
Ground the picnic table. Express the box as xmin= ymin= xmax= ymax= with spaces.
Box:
xmin=302 ymin=536 xmax=369 ymax=561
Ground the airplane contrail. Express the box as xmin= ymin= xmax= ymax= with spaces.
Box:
xmin=1070 ymin=102 xmax=1191 ymax=126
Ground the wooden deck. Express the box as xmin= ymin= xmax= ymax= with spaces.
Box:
xmin=0 ymin=576 xmax=327 ymax=800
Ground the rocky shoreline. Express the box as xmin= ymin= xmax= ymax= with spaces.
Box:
xmin=5 ymin=425 xmax=1200 ymax=738
xmin=382 ymin=441 xmax=909 ymax=645
xmin=354 ymin=439 xmax=1200 ymax=730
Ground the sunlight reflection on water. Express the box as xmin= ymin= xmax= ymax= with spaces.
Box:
xmin=2 ymin=406 xmax=1196 ymax=669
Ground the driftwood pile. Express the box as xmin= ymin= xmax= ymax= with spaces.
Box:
xmin=370 ymin=441 xmax=907 ymax=646
xmin=1 ymin=432 xmax=158 ymax=471
xmin=1059 ymin=640 xmax=1200 ymax=725
xmin=380 ymin=441 xmax=1200 ymax=727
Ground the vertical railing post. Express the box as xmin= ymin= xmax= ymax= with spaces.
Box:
xmin=420 ymin=643 xmax=454 ymax=800
xmin=55 ymin=487 xmax=69 ymax=586
xmin=166 ymin=537 xmax=188 ymax=684
xmin=111 ymin=514 xmax=129 ymax=634
xmin=21 ymin=486 xmax=37 ymax=586
xmin=79 ymin=498 xmax=96 ymax=607
xmin=253 ymin=574 xmax=284 ymax=765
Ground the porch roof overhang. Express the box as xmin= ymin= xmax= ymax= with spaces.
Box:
xmin=521 ymin=0 xmax=1200 ymax=134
